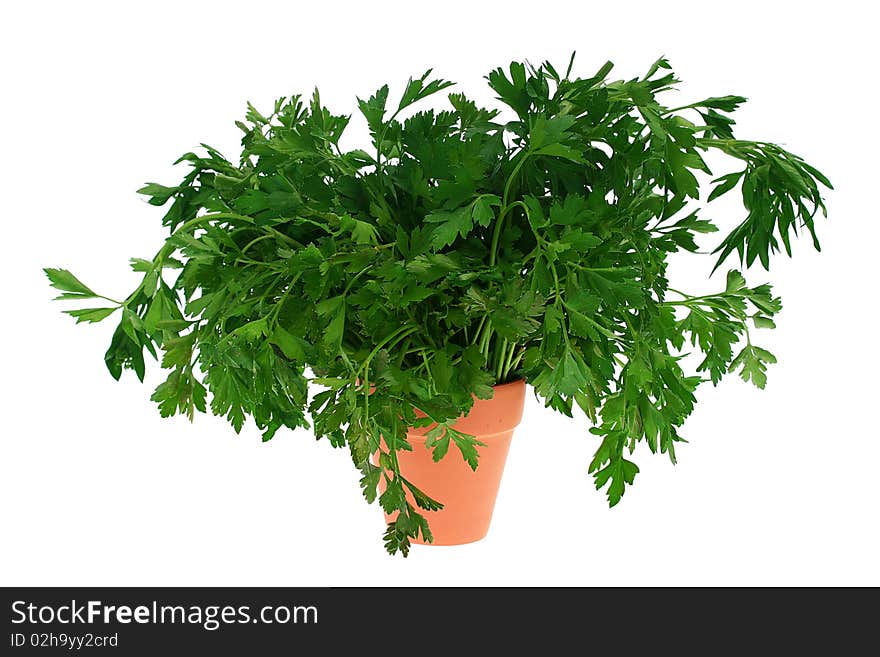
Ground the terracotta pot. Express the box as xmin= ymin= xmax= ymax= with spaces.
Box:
xmin=384 ymin=379 xmax=526 ymax=546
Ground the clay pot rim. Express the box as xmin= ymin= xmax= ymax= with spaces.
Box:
xmin=490 ymin=378 xmax=526 ymax=390
xmin=405 ymin=378 xmax=527 ymax=440
xmin=361 ymin=378 xmax=526 ymax=392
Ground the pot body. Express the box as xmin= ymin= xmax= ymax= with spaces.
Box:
xmin=384 ymin=379 xmax=526 ymax=546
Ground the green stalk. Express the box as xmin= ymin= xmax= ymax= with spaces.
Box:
xmin=502 ymin=342 xmax=519 ymax=381
xmin=495 ymin=338 xmax=509 ymax=382
xmin=489 ymin=152 xmax=530 ymax=267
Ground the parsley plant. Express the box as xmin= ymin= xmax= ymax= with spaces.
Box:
xmin=47 ymin=56 xmax=831 ymax=555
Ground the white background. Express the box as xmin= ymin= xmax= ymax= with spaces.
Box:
xmin=2 ymin=1 xmax=877 ymax=586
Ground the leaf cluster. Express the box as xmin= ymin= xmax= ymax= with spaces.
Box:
xmin=47 ymin=55 xmax=831 ymax=553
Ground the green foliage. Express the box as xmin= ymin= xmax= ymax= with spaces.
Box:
xmin=47 ymin=55 xmax=830 ymax=554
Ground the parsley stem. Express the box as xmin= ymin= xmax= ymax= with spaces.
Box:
xmin=509 ymin=348 xmax=525 ymax=373
xmin=269 ymin=273 xmax=301 ymax=327
xmin=471 ymin=315 xmax=488 ymax=348
xmin=344 ymin=266 xmax=372 ymax=296
xmin=360 ymin=325 xmax=418 ymax=377
xmin=501 ymin=341 xmax=520 ymax=381
xmin=478 ymin=323 xmax=493 ymax=359
xmin=239 ymin=233 xmax=274 ymax=255
xmin=489 ymin=151 xmax=529 ymax=266
xmin=495 ymin=338 xmax=509 ymax=381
